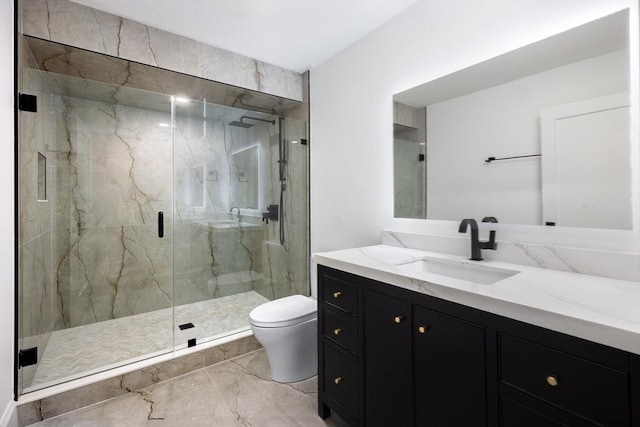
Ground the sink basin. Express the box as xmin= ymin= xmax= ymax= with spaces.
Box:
xmin=394 ymin=257 xmax=519 ymax=285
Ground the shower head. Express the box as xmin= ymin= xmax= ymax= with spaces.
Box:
xmin=228 ymin=120 xmax=254 ymax=128
xmin=228 ymin=115 xmax=276 ymax=128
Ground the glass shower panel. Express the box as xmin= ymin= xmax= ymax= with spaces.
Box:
xmin=18 ymin=67 xmax=175 ymax=393
xmin=17 ymin=55 xmax=52 ymax=396
xmin=17 ymin=34 xmax=309 ymax=395
xmin=172 ymin=101 xmax=265 ymax=348
xmin=172 ymin=101 xmax=309 ymax=349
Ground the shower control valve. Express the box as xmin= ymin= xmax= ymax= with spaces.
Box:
xmin=262 ymin=204 xmax=279 ymax=224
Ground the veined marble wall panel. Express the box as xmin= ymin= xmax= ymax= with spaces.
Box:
xmin=49 ymin=95 xmax=174 ymax=329
xmin=175 ymin=223 xmax=265 ymax=306
xmin=172 ymin=113 xmax=267 ymax=306
xmin=173 ymin=115 xmax=229 ymax=220
xmin=252 ymin=117 xmax=309 ymax=299
xmin=24 ymin=36 xmax=302 ymax=117
xmin=22 ymin=0 xmax=303 ymax=101
xmin=61 ymin=225 xmax=173 ymax=325
xmin=282 ymin=119 xmax=309 ymax=296
xmin=382 ymin=230 xmax=640 ymax=282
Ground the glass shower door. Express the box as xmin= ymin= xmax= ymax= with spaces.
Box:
xmin=17 ymin=64 xmax=176 ymax=393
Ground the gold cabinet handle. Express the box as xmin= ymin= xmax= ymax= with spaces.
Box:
xmin=333 ymin=328 xmax=342 ymax=335
xmin=418 ymin=325 xmax=430 ymax=334
xmin=394 ymin=316 xmax=404 ymax=324
xmin=334 ymin=376 xmax=343 ymax=385
xmin=546 ymin=375 xmax=559 ymax=387
xmin=333 ymin=291 xmax=342 ymax=298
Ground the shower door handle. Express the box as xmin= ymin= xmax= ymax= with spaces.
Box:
xmin=158 ymin=211 xmax=164 ymax=238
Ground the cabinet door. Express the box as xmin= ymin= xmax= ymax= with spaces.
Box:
xmin=364 ymin=289 xmax=413 ymax=427
xmin=414 ymin=305 xmax=486 ymax=427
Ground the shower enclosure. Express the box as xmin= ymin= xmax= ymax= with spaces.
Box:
xmin=17 ymin=36 xmax=309 ymax=395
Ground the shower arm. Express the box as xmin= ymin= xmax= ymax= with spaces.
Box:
xmin=241 ymin=116 xmax=276 ymax=125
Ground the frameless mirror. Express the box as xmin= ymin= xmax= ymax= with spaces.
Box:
xmin=393 ymin=9 xmax=632 ymax=230
xmin=230 ymin=145 xmax=260 ymax=209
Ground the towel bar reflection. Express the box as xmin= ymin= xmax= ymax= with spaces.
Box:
xmin=485 ymin=154 xmax=541 ymax=163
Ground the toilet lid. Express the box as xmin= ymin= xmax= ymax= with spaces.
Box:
xmin=249 ymin=295 xmax=317 ymax=328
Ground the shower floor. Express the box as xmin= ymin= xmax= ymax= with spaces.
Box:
xmin=26 ymin=291 xmax=269 ymax=393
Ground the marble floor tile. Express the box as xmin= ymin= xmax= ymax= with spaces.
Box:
xmin=26 ymin=350 xmax=348 ymax=427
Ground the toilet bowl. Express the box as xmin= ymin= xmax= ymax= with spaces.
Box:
xmin=249 ymin=294 xmax=317 ymax=383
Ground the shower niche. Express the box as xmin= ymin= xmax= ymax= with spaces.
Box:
xmin=17 ymin=36 xmax=309 ymax=394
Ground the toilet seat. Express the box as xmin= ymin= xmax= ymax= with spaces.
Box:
xmin=249 ymin=295 xmax=317 ymax=328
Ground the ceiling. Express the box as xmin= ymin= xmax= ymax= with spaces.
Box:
xmin=70 ymin=0 xmax=418 ymax=73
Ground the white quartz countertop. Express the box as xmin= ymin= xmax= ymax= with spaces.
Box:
xmin=314 ymin=245 xmax=640 ymax=355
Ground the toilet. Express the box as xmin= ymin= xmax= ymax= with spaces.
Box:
xmin=249 ymin=294 xmax=317 ymax=383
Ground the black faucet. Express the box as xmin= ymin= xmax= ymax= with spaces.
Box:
xmin=459 ymin=219 xmax=483 ymax=261
xmin=458 ymin=217 xmax=498 ymax=261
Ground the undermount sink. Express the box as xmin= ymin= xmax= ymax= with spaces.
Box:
xmin=394 ymin=256 xmax=519 ymax=285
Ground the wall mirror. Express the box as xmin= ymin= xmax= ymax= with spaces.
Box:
xmin=393 ymin=9 xmax=632 ymax=230
xmin=230 ymin=145 xmax=260 ymax=209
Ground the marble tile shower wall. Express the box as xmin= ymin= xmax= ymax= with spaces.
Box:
xmin=20 ymin=0 xmax=303 ymax=102
xmin=264 ymin=118 xmax=309 ymax=300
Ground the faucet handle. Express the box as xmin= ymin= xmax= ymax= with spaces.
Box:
xmin=482 ymin=216 xmax=498 ymax=223
xmin=481 ymin=230 xmax=498 ymax=250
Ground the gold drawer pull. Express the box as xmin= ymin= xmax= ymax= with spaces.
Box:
xmin=394 ymin=316 xmax=404 ymax=324
xmin=418 ymin=325 xmax=430 ymax=334
xmin=333 ymin=291 xmax=342 ymax=298
xmin=334 ymin=376 xmax=343 ymax=385
xmin=546 ymin=375 xmax=559 ymax=387
xmin=333 ymin=328 xmax=342 ymax=335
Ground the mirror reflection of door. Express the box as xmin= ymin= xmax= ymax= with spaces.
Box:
xmin=230 ymin=145 xmax=260 ymax=209
xmin=541 ymin=93 xmax=631 ymax=229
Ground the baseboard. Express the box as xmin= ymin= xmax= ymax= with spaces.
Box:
xmin=0 ymin=400 xmax=18 ymax=427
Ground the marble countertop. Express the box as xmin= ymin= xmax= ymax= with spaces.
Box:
xmin=314 ymin=245 xmax=640 ymax=355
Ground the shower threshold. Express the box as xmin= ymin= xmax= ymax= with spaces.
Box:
xmin=23 ymin=291 xmax=269 ymax=394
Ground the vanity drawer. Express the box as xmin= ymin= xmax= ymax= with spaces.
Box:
xmin=499 ymin=334 xmax=630 ymax=426
xmin=323 ymin=307 xmax=358 ymax=355
xmin=322 ymin=274 xmax=358 ymax=315
xmin=323 ymin=343 xmax=358 ymax=419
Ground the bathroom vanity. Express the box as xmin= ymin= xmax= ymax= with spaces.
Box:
xmin=315 ymin=245 xmax=640 ymax=427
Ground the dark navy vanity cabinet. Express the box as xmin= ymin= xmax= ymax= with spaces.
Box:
xmin=317 ymin=265 xmax=640 ymax=427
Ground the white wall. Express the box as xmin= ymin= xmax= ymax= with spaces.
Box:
xmin=310 ymin=0 xmax=639 ymax=255
xmin=0 ymin=0 xmax=16 ymax=425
